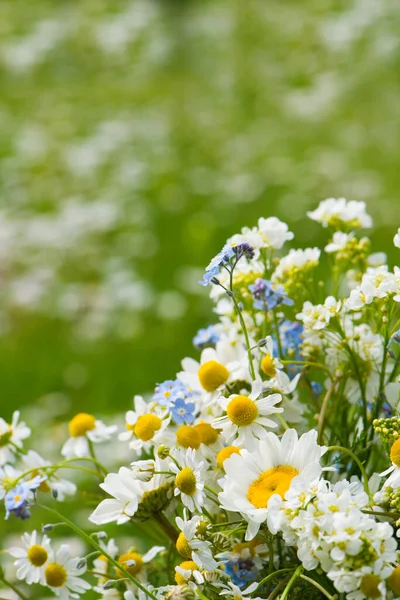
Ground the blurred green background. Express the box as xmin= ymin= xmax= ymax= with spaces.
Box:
xmin=1 ymin=0 xmax=400 ymax=421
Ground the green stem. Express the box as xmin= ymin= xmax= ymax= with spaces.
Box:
xmin=280 ymin=565 xmax=303 ymax=600
xmin=153 ymin=511 xmax=178 ymax=543
xmin=231 ymin=293 xmax=256 ymax=380
xmin=252 ymin=568 xmax=292 ymax=594
xmin=277 ymin=413 xmax=290 ymax=431
xmin=300 ymin=574 xmax=336 ymax=599
xmin=0 ymin=576 xmax=29 ymax=600
xmin=326 ymin=446 xmax=371 ymax=499
xmin=38 ymin=504 xmax=158 ymax=600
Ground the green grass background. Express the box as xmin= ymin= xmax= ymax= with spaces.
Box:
xmin=0 ymin=0 xmax=399 ymax=422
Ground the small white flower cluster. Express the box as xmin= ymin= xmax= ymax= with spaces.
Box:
xmin=2 ymin=198 xmax=400 ymax=600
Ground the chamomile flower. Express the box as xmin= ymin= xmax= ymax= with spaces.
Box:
xmin=61 ymin=412 xmax=117 ymax=459
xmin=9 ymin=530 xmax=52 ymax=584
xmin=116 ymin=546 xmax=165 ymax=582
xmin=213 ymin=381 xmax=282 ymax=451
xmin=89 ymin=461 xmax=172 ymax=525
xmin=219 ymin=429 xmax=325 ymax=540
xmin=258 ymin=336 xmax=300 ymax=395
xmin=219 ymin=581 xmax=262 ymax=600
xmin=22 ymin=450 xmax=76 ymax=500
xmin=380 ymin=437 xmax=400 ymax=486
xmin=175 ymin=512 xmax=217 ymax=571
xmin=119 ymin=395 xmax=170 ymax=451
xmin=170 ymin=449 xmax=205 ymax=512
xmin=178 ymin=346 xmax=248 ymax=405
xmin=0 ymin=411 xmax=31 ymax=465
xmin=44 ymin=545 xmax=91 ymax=599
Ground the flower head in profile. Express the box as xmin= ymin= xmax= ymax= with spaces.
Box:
xmin=175 ymin=511 xmax=217 ymax=571
xmin=0 ymin=411 xmax=31 ymax=465
xmin=61 ymin=412 xmax=117 ymax=459
xmin=219 ymin=429 xmax=325 ymax=540
xmin=214 ymin=381 xmax=282 ymax=451
xmin=9 ymin=530 xmax=52 ymax=585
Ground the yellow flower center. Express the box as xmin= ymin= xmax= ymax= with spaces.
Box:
xmin=117 ymin=552 xmax=144 ymax=577
xmin=388 ymin=566 xmax=400 ymax=595
xmin=227 ymin=395 xmax=258 ymax=427
xmin=176 ymin=533 xmax=192 ymax=559
xmin=68 ymin=413 xmax=96 ymax=438
xmin=390 ymin=439 xmax=400 ymax=467
xmin=176 ymin=425 xmax=201 ymax=449
xmin=216 ymin=446 xmax=241 ymax=469
xmin=232 ymin=538 xmax=260 ymax=556
xmin=175 ymin=560 xmax=198 ymax=585
xmin=360 ymin=574 xmax=381 ymax=599
xmin=27 ymin=545 xmax=48 ymax=567
xmin=133 ymin=414 xmax=162 ymax=441
xmin=31 ymin=470 xmax=51 ymax=493
xmin=247 ymin=465 xmax=299 ymax=508
xmin=194 ymin=422 xmax=219 ymax=446
xmin=198 ymin=360 xmax=229 ymax=392
xmin=261 ymin=354 xmax=276 ymax=377
xmin=175 ymin=468 xmax=197 ymax=496
xmin=45 ymin=563 xmax=68 ymax=588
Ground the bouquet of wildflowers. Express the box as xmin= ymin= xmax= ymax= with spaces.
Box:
xmin=3 ymin=198 xmax=400 ymax=600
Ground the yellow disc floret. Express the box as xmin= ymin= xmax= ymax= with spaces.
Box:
xmin=194 ymin=422 xmax=219 ymax=446
xmin=261 ymin=354 xmax=276 ymax=377
xmin=216 ymin=446 xmax=241 ymax=469
xmin=175 ymin=560 xmax=198 ymax=585
xmin=175 ymin=468 xmax=197 ymax=496
xmin=176 ymin=533 xmax=192 ymax=559
xmin=388 ymin=566 xmax=400 ymax=595
xmin=133 ymin=414 xmax=162 ymax=442
xmin=198 ymin=360 xmax=229 ymax=392
xmin=247 ymin=465 xmax=299 ymax=508
xmin=68 ymin=413 xmax=96 ymax=438
xmin=360 ymin=574 xmax=381 ymax=598
xmin=27 ymin=545 xmax=48 ymax=567
xmin=45 ymin=563 xmax=68 ymax=588
xmin=390 ymin=439 xmax=400 ymax=467
xmin=227 ymin=395 xmax=258 ymax=427
xmin=117 ymin=552 xmax=144 ymax=577
xmin=176 ymin=425 xmax=201 ymax=449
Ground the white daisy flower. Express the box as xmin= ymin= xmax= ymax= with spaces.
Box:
xmin=0 ymin=411 xmax=31 ymax=465
xmin=258 ymin=336 xmax=300 ymax=395
xmin=61 ymin=412 xmax=117 ymax=459
xmin=219 ymin=581 xmax=262 ymax=600
xmin=89 ymin=461 xmax=170 ymax=525
xmin=118 ymin=396 xmax=170 ymax=452
xmin=170 ymin=448 xmax=205 ymax=512
xmin=43 ymin=544 xmax=91 ymax=599
xmin=22 ymin=450 xmax=76 ymax=500
xmin=176 ymin=512 xmax=217 ymax=571
xmin=116 ymin=546 xmax=165 ymax=582
xmin=213 ymin=381 xmax=282 ymax=451
xmin=9 ymin=530 xmax=52 ymax=584
xmin=178 ymin=345 xmax=249 ymax=406
xmin=219 ymin=429 xmax=325 ymax=540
